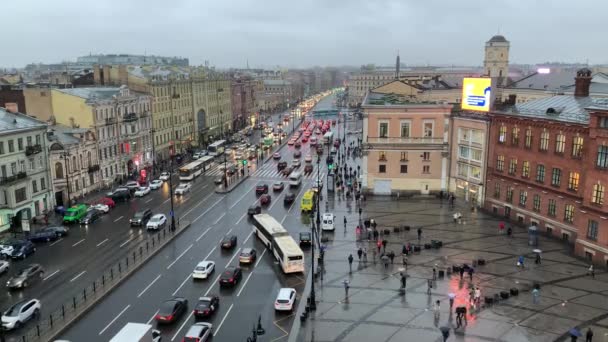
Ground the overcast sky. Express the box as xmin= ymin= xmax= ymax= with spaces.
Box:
xmin=3 ymin=0 xmax=607 ymax=68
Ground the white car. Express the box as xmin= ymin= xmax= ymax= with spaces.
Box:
xmin=1 ymin=299 xmax=41 ymax=330
xmin=175 ymin=183 xmax=192 ymax=195
xmin=192 ymin=260 xmax=215 ymax=280
xmin=134 ymin=186 xmax=151 ymax=197
xmin=274 ymin=288 xmax=296 ymax=311
xmin=124 ymin=180 xmax=140 ymax=190
xmin=149 ymin=180 xmax=163 ymax=190
xmin=146 ymin=214 xmax=167 ymax=230
xmin=292 ymin=159 xmax=301 ymax=168
xmin=159 ymin=172 xmax=171 ymax=181
xmin=0 ymin=260 xmax=9 ymax=274
xmin=90 ymin=204 xmax=110 ymax=213
xmin=322 ymin=213 xmax=335 ymax=231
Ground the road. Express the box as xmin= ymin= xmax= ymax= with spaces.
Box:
xmin=58 ymin=95 xmax=347 ymax=341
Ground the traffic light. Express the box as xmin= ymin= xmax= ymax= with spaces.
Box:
xmin=242 ymin=159 xmax=248 ymax=166
xmin=328 ymin=163 xmax=334 ymax=170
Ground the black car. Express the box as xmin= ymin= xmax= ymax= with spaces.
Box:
xmin=28 ymin=228 xmax=60 ymax=243
xmin=10 ymin=241 xmax=36 ymax=260
xmin=155 ymin=297 xmax=188 ymax=324
xmin=43 ymin=226 xmax=68 ymax=237
xmin=284 ymin=193 xmax=296 ymax=205
xmin=109 ymin=188 xmax=131 ymax=202
xmin=293 ymin=151 xmax=302 ymax=158
xmin=277 ymin=161 xmax=287 ymax=172
xmin=80 ymin=209 xmax=102 ymax=225
xmin=299 ymin=232 xmax=312 ymax=246
xmin=220 ymin=235 xmax=237 ymax=249
xmin=247 ymin=205 xmax=261 ymax=216
xmin=219 ymin=266 xmax=242 ymax=287
xmin=130 ymin=209 xmax=153 ymax=227
xmin=255 ymin=184 xmax=268 ymax=195
xmin=193 ymin=295 xmax=220 ymax=318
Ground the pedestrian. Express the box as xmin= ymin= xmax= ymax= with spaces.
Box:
xmin=441 ymin=327 xmax=450 ymax=342
xmin=499 ymin=221 xmax=505 ymax=234
xmin=433 ymin=300 xmax=441 ymax=322
xmin=402 ymin=255 xmax=408 ymax=270
xmin=382 ymin=255 xmax=390 ymax=269
xmin=388 ymin=250 xmax=395 ymax=264
xmin=588 ymin=264 xmax=595 ymax=278
xmin=400 ymin=272 xmax=406 ymax=289
xmin=459 ymin=267 xmax=465 ymax=280
xmin=358 ymin=206 xmax=362 ymax=218
xmin=474 ymin=287 xmax=481 ymax=307
xmin=535 ymin=253 xmax=541 ymax=264
xmin=344 ymin=216 xmax=347 ymax=228
xmin=432 ymin=267 xmax=437 ymax=281
xmin=357 ymin=248 xmax=363 ymax=261
xmin=586 ymin=327 xmax=594 ymax=342
xmin=363 ymin=248 xmax=367 ymax=262
xmin=343 ymin=279 xmax=350 ymax=297
xmin=382 ymin=239 xmax=388 ymax=253
xmin=402 ymin=244 xmax=407 ymax=255
xmin=427 ymin=279 xmax=433 ymax=295
xmin=448 ymin=292 xmax=456 ymax=309
xmin=376 ymin=240 xmax=382 ymax=253
xmin=532 ymin=287 xmax=540 ymax=304
xmin=518 ymin=255 xmax=525 ymax=268
xmin=373 ymin=229 xmax=379 ymax=241
xmin=417 ymin=227 xmax=422 ymax=241
xmin=507 ymin=226 xmax=513 ymax=237
xmin=371 ymin=219 xmax=377 ymax=230
xmin=468 ymin=267 xmax=474 ymax=282
xmin=348 ymin=254 xmax=354 ymax=273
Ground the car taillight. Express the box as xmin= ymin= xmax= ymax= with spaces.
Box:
xmin=166 ymin=314 xmax=173 ymax=321
xmin=229 ymin=278 xmax=234 ymax=282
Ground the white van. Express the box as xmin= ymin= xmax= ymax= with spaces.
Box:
xmin=322 ymin=213 xmax=335 ymax=231
xmin=289 ymin=171 xmax=302 ymax=187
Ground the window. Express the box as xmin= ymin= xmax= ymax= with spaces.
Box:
xmin=536 ymin=165 xmax=545 ymax=182
xmin=378 ymin=165 xmax=386 ymax=173
xmin=0 ymin=142 xmax=3 ymax=154
xmin=379 ymin=122 xmax=388 ymax=138
xmin=15 ymin=187 xmax=26 ymax=203
xmin=555 ymin=133 xmax=565 ymax=153
xmin=519 ymin=191 xmax=527 ymax=206
xmin=400 ymin=152 xmax=408 ymax=161
xmin=496 ymin=155 xmax=505 ymax=171
xmin=400 ymin=122 xmax=410 ymax=138
xmin=506 ymin=187 xmax=513 ymax=203
xmin=457 ymin=163 xmax=468 ymax=177
xmin=32 ymin=179 xmax=38 ymax=193
xmin=422 ymin=165 xmax=430 ymax=173
xmin=498 ymin=125 xmax=507 ymax=143
xmin=572 ymin=136 xmax=583 ymax=157
xmin=36 ymin=135 xmax=40 ymax=145
xmin=564 ymin=204 xmax=574 ymax=223
xmin=533 ymin=194 xmax=541 ymax=212
xmin=551 ymin=168 xmax=561 ymax=187
xmin=470 ymin=148 xmax=482 ymax=162
xmin=494 ymin=183 xmax=500 ymax=198
xmin=17 ymin=138 xmax=23 ymax=151
xmin=26 ymin=136 xmax=32 ymax=146
xmin=587 ymin=220 xmax=599 ymax=241
xmin=511 ymin=127 xmax=519 ymax=145
xmin=600 ymin=117 xmax=608 ymax=128
xmin=459 ymin=146 xmax=469 ymax=159
xmin=400 ymin=165 xmax=408 ymax=173
xmin=379 ymin=151 xmax=387 ymax=161
xmin=568 ymin=172 xmax=579 ymax=191
xmin=470 ymin=166 xmax=481 ymax=180
xmin=423 ymin=122 xmax=433 ymax=137
xmin=422 ymin=152 xmax=430 ymax=161
xmin=525 ymin=128 xmax=532 ymax=148
xmin=522 ymin=161 xmax=530 ymax=178
xmin=508 ymin=159 xmax=517 ymax=175
xmin=597 ymin=146 xmax=608 ymax=168
xmin=8 ymin=140 xmax=14 ymax=153
xmin=592 ymin=184 xmax=605 ymax=205
xmin=41 ymin=178 xmax=46 ymax=190
xmin=540 ymin=131 xmax=549 ymax=151
xmin=548 ymin=199 xmax=557 ymax=217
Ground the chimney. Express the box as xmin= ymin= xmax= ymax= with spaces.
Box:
xmin=574 ymin=68 xmax=592 ymax=97
xmin=5 ymin=103 xmax=18 ymax=113
xmin=507 ymin=94 xmax=517 ymax=105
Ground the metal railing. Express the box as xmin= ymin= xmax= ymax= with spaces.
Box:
xmin=0 ymin=172 xmax=27 ymax=186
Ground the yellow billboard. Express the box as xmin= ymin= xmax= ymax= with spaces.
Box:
xmin=462 ymin=78 xmax=492 ymax=112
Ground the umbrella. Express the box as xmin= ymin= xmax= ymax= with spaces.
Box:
xmin=569 ymin=328 xmax=582 ymax=337
xmin=448 ymin=292 xmax=456 ymax=299
xmin=439 ymin=326 xmax=450 ymax=336
xmin=533 ymin=249 xmax=542 ymax=254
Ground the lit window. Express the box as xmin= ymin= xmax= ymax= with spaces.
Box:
xmin=508 ymin=159 xmax=517 ymax=175
xmin=498 ymin=126 xmax=507 ymax=143
xmin=496 ymin=155 xmax=505 ymax=171
xmin=555 ymin=133 xmax=565 ymax=153
xmin=572 ymin=136 xmax=583 ymax=157
xmin=568 ymin=172 xmax=579 ymax=191
xmin=540 ymin=131 xmax=549 ymax=151
xmin=511 ymin=127 xmax=519 ymax=145
xmin=564 ymin=204 xmax=574 ymax=223
xmin=379 ymin=151 xmax=387 ymax=161
xmin=592 ymin=184 xmax=605 ymax=205
xmin=519 ymin=191 xmax=527 ymax=206
xmin=522 ymin=161 xmax=530 ymax=177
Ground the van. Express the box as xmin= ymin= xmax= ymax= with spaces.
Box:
xmin=289 ymin=171 xmax=302 ymax=187
xmin=300 ymin=190 xmax=316 ymax=212
xmin=62 ymin=204 xmax=88 ymax=224
xmin=322 ymin=213 xmax=335 ymax=231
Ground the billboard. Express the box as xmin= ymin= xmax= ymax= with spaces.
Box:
xmin=462 ymin=78 xmax=492 ymax=112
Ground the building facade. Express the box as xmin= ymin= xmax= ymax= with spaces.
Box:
xmin=484 ymin=35 xmax=510 ymax=86
xmin=361 ymin=92 xmax=452 ymax=195
xmin=261 ymin=80 xmax=292 ymax=112
xmin=47 ymin=125 xmax=101 ymax=207
xmin=0 ymin=108 xmax=53 ymax=233
xmin=231 ymin=78 xmax=263 ymax=130
xmin=0 ymin=85 xmax=26 ymax=114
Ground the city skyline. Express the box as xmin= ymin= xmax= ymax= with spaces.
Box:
xmin=3 ymin=0 xmax=608 ymax=68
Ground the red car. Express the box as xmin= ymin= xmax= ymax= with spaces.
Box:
xmin=260 ymin=194 xmax=271 ymax=205
xmin=295 ymin=142 xmax=301 ymax=149
xmin=97 ymin=197 xmax=115 ymax=208
xmin=302 ymin=137 xmax=308 ymax=143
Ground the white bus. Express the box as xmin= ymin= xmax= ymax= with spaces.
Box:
xmin=323 ymin=131 xmax=334 ymax=144
xmin=208 ymin=140 xmax=226 ymax=157
xmin=179 ymin=160 xmax=207 ymax=181
xmin=252 ymin=214 xmax=289 ymax=248
xmin=272 ymin=236 xmax=305 ymax=273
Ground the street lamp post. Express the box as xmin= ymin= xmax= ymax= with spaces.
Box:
xmin=61 ymin=152 xmax=72 ymax=207
xmin=168 ymin=159 xmax=176 ymax=232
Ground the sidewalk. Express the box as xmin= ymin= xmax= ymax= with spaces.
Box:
xmin=292 ymin=196 xmax=608 ymax=342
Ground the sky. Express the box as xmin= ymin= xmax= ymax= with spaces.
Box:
xmin=3 ymin=0 xmax=607 ymax=68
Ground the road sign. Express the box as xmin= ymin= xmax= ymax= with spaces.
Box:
xmin=169 ymin=210 xmax=174 ymax=217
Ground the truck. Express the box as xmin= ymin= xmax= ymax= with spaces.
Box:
xmin=110 ymin=323 xmax=161 ymax=342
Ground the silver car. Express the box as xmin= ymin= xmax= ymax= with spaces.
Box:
xmin=7 ymin=264 xmax=44 ymax=289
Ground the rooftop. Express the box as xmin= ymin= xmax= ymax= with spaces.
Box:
xmin=0 ymin=107 xmax=47 ymax=134
xmin=264 ymin=79 xmax=291 ymax=86
xmin=506 ymin=71 xmax=608 ymax=94
xmin=48 ymin=124 xmax=90 ymax=146
xmin=363 ymin=91 xmax=445 ymax=107
xmin=499 ymin=95 xmax=608 ymax=124
xmin=488 ymin=34 xmax=508 ymax=43
xmin=55 ymin=87 xmax=122 ymax=101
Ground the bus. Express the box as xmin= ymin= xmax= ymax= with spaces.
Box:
xmin=323 ymin=131 xmax=334 ymax=144
xmin=208 ymin=140 xmax=226 ymax=157
xmin=252 ymin=214 xmax=289 ymax=248
xmin=272 ymin=236 xmax=305 ymax=273
xmin=179 ymin=159 xmax=207 ymax=181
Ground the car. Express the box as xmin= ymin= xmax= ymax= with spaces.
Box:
xmin=304 ymin=164 xmax=313 ymax=174
xmin=326 ymin=155 xmax=334 ymax=165
xmin=1 ymin=299 xmax=41 ymax=330
xmin=159 ymin=172 xmax=171 ymax=181
xmin=260 ymin=194 xmax=271 ymax=206
xmin=155 ymin=297 xmax=188 ymax=324
xmin=299 ymin=232 xmax=312 ymax=246
xmin=214 ymin=177 xmax=223 ymax=185
xmin=322 ymin=213 xmax=336 ymax=231
xmin=284 ymin=193 xmax=296 ymax=205
xmin=219 ymin=266 xmax=242 ymax=287
xmin=146 ymin=214 xmax=167 ymax=230
xmin=130 ymin=209 xmax=153 ymax=227
xmin=0 ymin=239 xmax=24 ymax=259
xmin=274 ymin=288 xmax=297 ymax=312
xmin=175 ymin=183 xmax=192 ymax=195
xmin=239 ymin=248 xmax=257 ymax=264
xmin=277 ymin=161 xmax=287 ymax=172
xmin=294 ymin=142 xmax=301 ymax=148
xmin=273 ymin=181 xmax=284 ymax=192
xmin=28 ymin=228 xmax=60 ymax=243
xmin=301 ymin=136 xmax=308 ymax=143
xmin=287 ymin=140 xmax=295 ymax=146
xmin=10 ymin=242 xmax=36 ymax=259
xmin=97 ymin=197 xmax=115 ymax=208
xmin=6 ymin=264 xmax=44 ymax=289
xmin=90 ymin=203 xmax=110 ymax=213
xmin=316 ymin=147 xmax=323 ymax=155
xmin=193 ymin=296 xmax=219 ymax=318
xmin=62 ymin=204 xmax=88 ymax=224
xmin=134 ymin=186 xmax=151 ymax=197
xmin=192 ymin=260 xmax=215 ymax=280
xmin=292 ymin=159 xmax=301 ymax=168
xmin=293 ymin=151 xmax=302 ymax=158
xmin=183 ymin=322 xmax=213 ymax=341
xmin=273 ymin=152 xmax=281 ymax=160
xmin=255 ymin=184 xmax=269 ymax=195
xmin=282 ymin=166 xmax=293 ymax=176
xmin=80 ymin=209 xmax=102 ymax=225
xmin=304 ymin=154 xmax=313 ymax=163
xmin=124 ymin=180 xmax=140 ymax=190
xmin=247 ymin=204 xmax=261 ymax=216
xmin=220 ymin=235 xmax=237 ymax=249
xmin=149 ymin=180 xmax=164 ymax=190
xmin=109 ymin=188 xmax=131 ymax=202
xmin=0 ymin=260 xmax=8 ymax=274
xmin=43 ymin=226 xmax=68 ymax=237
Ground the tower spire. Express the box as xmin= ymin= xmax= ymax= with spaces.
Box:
xmin=395 ymin=50 xmax=400 ymax=80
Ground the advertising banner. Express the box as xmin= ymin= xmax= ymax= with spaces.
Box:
xmin=462 ymin=78 xmax=492 ymax=112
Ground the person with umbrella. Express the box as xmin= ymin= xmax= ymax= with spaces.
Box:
xmin=348 ymin=254 xmax=354 ymax=273
xmin=448 ymin=292 xmax=456 ymax=310
xmin=440 ymin=326 xmax=450 ymax=342
xmin=569 ymin=328 xmax=582 ymax=341
xmin=381 ymin=254 xmax=390 ymax=269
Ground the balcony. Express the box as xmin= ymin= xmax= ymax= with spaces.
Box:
xmin=122 ymin=113 xmax=138 ymax=122
xmin=88 ymin=164 xmax=100 ymax=173
xmin=25 ymin=144 xmax=42 ymax=156
xmin=105 ymin=117 xmax=116 ymax=125
xmin=0 ymin=172 xmax=27 ymax=186
xmin=364 ymin=136 xmax=446 ymax=151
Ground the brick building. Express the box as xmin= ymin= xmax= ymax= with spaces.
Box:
xmin=485 ymin=68 xmax=608 ymax=264
xmin=0 ymin=85 xmax=26 ymax=114
xmin=230 ymin=77 xmax=262 ymax=130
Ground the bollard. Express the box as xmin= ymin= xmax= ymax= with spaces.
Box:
xmin=83 ymin=288 xmax=87 ymax=300
xmin=140 ymin=246 xmax=143 ymax=256
xmin=146 ymin=241 xmax=149 ymax=251
xmin=126 ymin=257 xmax=129 ymax=267
xmin=102 ymin=274 xmax=105 ymax=286
xmin=118 ymin=263 xmax=122 ymax=273
xmin=22 ymin=336 xmax=25 ymax=342
xmin=93 ymin=281 xmax=96 ymax=292
xmin=37 ymin=324 xmax=40 ymax=336
xmin=62 ymin=304 xmax=65 ymax=318
xmin=49 ymin=314 xmax=53 ymax=327
xmin=163 ymin=230 xmax=166 ymax=238
xmin=73 ymin=297 xmax=76 ymax=309
xmin=152 ymin=238 xmax=155 ymax=247
xmin=111 ymin=268 xmax=114 ymax=279
xmin=133 ymin=251 xmax=136 ymax=262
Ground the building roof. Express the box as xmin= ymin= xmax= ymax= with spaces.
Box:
xmin=505 ymin=71 xmax=608 ymax=94
xmin=55 ymin=87 xmax=122 ymax=100
xmin=47 ymin=125 xmax=90 ymax=146
xmin=364 ymin=91 xmax=445 ymax=106
xmin=488 ymin=35 xmax=508 ymax=43
xmin=263 ymin=79 xmax=291 ymax=86
xmin=0 ymin=107 xmax=47 ymax=134
xmin=499 ymin=95 xmax=605 ymax=124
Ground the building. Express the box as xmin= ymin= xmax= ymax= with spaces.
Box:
xmin=0 ymin=107 xmax=53 ymax=233
xmin=47 ymin=125 xmax=101 ymax=207
xmin=361 ymin=91 xmax=452 ymax=195
xmin=230 ymin=77 xmax=263 ymax=130
xmin=23 ymin=87 xmax=54 ymax=121
xmin=0 ymin=84 xmax=26 ymax=114
xmin=261 ymin=80 xmax=292 ymax=112
xmin=484 ymin=69 xmax=608 ymax=264
xmin=483 ymin=35 xmax=510 ymax=86
xmin=77 ymin=54 xmax=189 ymax=66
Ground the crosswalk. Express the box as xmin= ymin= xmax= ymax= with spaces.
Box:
xmin=251 ymin=166 xmax=324 ymax=180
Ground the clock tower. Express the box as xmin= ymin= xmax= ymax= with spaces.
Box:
xmin=484 ymin=35 xmax=510 ymax=87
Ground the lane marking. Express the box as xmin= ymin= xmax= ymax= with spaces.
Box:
xmin=192 ymin=199 xmax=222 ymax=223
xmin=72 ymin=239 xmax=85 ymax=247
xmin=226 ymin=228 xmax=233 ymax=235
xmin=196 ymin=227 xmax=212 ymax=242
xmin=254 ymin=249 xmax=267 ymax=268
xmin=70 ymin=270 xmax=86 ymax=282
xmin=114 ymin=216 xmax=124 ymax=223
xmin=268 ymin=192 xmax=283 ymax=210
xmin=205 ymin=274 xmax=222 ymax=296
xmin=172 ymin=274 xmax=191 ymax=296
xmin=183 ymin=193 xmax=213 ymax=218
xmin=236 ymin=212 xmax=247 ymax=225
xmin=146 ymin=309 xmax=159 ymax=325
xmin=138 ymin=274 xmax=162 ymax=298
xmin=119 ymin=238 xmax=132 ymax=248
xmin=237 ymin=272 xmax=254 ymax=297
xmin=213 ymin=213 xmax=226 ymax=225
xmin=96 ymin=238 xmax=109 ymax=247
xmin=171 ymin=310 xmax=194 ymax=341
xmin=287 ymin=186 xmax=306 ymax=213
xmin=230 ymin=190 xmax=251 ymax=209
xmin=99 ymin=304 xmax=130 ymax=335
xmin=145 ymin=198 xmax=154 ymax=203
xmin=226 ymin=248 xmax=241 ymax=266
xmin=166 ymin=244 xmax=193 ymax=269
xmin=43 ymin=270 xmax=60 ymax=281
xmin=243 ymin=230 xmax=253 ymax=245
xmin=50 ymin=238 xmax=63 ymax=247
xmin=162 ymin=198 xmax=170 ymax=205
xmin=213 ymin=303 xmax=234 ymax=337
xmin=203 ymin=246 xmax=217 ymax=261
xmin=281 ymin=214 xmax=287 ymax=224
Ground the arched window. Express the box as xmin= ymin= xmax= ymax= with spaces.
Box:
xmin=72 ymin=156 xmax=77 ymax=171
xmin=55 ymin=162 xmax=63 ymax=179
